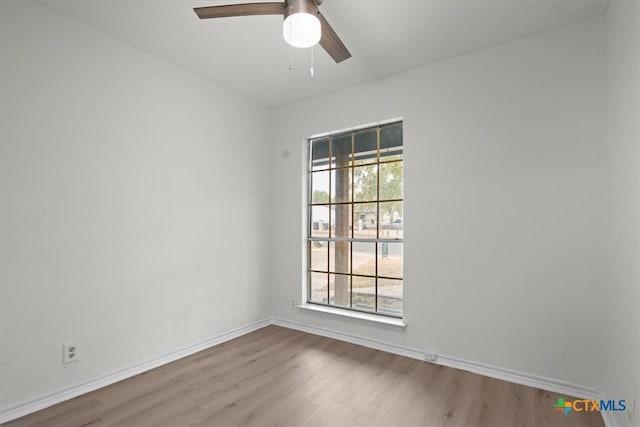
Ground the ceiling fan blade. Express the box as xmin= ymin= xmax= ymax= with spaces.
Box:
xmin=318 ymin=12 xmax=351 ymax=63
xmin=194 ymin=2 xmax=285 ymax=19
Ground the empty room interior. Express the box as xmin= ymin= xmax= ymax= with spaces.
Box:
xmin=1 ymin=0 xmax=639 ymax=426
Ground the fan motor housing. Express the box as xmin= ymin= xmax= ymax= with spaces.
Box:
xmin=284 ymin=0 xmax=320 ymax=19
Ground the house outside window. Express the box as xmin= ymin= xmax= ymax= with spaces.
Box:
xmin=307 ymin=121 xmax=404 ymax=318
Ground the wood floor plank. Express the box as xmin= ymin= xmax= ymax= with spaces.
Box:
xmin=2 ymin=326 xmax=605 ymax=427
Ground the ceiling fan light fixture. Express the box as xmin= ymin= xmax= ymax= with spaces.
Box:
xmin=194 ymin=0 xmax=350 ymax=63
xmin=283 ymin=12 xmax=321 ymax=48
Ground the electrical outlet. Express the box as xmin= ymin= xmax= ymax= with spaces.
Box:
xmin=63 ymin=343 xmax=79 ymax=364
xmin=291 ymin=298 xmax=296 ymax=307
xmin=424 ymin=353 xmax=438 ymax=363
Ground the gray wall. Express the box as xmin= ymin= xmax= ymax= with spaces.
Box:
xmin=0 ymin=0 xmax=272 ymax=409
xmin=270 ymin=18 xmax=607 ymax=390
xmin=603 ymin=1 xmax=640 ymax=426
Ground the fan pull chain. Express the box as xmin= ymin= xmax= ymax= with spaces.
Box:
xmin=289 ymin=43 xmax=293 ymax=71
xmin=289 ymin=17 xmax=293 ymax=71
xmin=310 ymin=45 xmax=314 ymax=77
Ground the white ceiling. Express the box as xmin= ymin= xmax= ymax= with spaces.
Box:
xmin=37 ymin=0 xmax=608 ymax=108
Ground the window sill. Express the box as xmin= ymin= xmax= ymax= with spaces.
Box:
xmin=297 ymin=304 xmax=407 ymax=329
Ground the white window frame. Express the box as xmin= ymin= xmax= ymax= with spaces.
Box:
xmin=303 ymin=119 xmax=404 ymax=320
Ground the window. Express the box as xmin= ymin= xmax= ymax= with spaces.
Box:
xmin=307 ymin=122 xmax=403 ymax=318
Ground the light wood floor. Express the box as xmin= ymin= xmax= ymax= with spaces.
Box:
xmin=3 ymin=325 xmax=604 ymax=427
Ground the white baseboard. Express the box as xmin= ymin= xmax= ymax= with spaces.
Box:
xmin=271 ymin=317 xmax=424 ymax=360
xmin=272 ymin=317 xmax=610 ymax=424
xmin=1 ymin=317 xmax=614 ymax=427
xmin=0 ymin=318 xmax=271 ymax=424
xmin=435 ymin=353 xmax=602 ymax=400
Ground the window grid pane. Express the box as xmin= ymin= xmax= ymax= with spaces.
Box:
xmin=307 ymin=122 xmax=403 ymax=318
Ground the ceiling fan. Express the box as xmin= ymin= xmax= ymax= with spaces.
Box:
xmin=194 ymin=1 xmax=351 ymax=63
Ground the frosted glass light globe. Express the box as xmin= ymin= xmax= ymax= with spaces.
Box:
xmin=283 ymin=12 xmax=321 ymax=48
